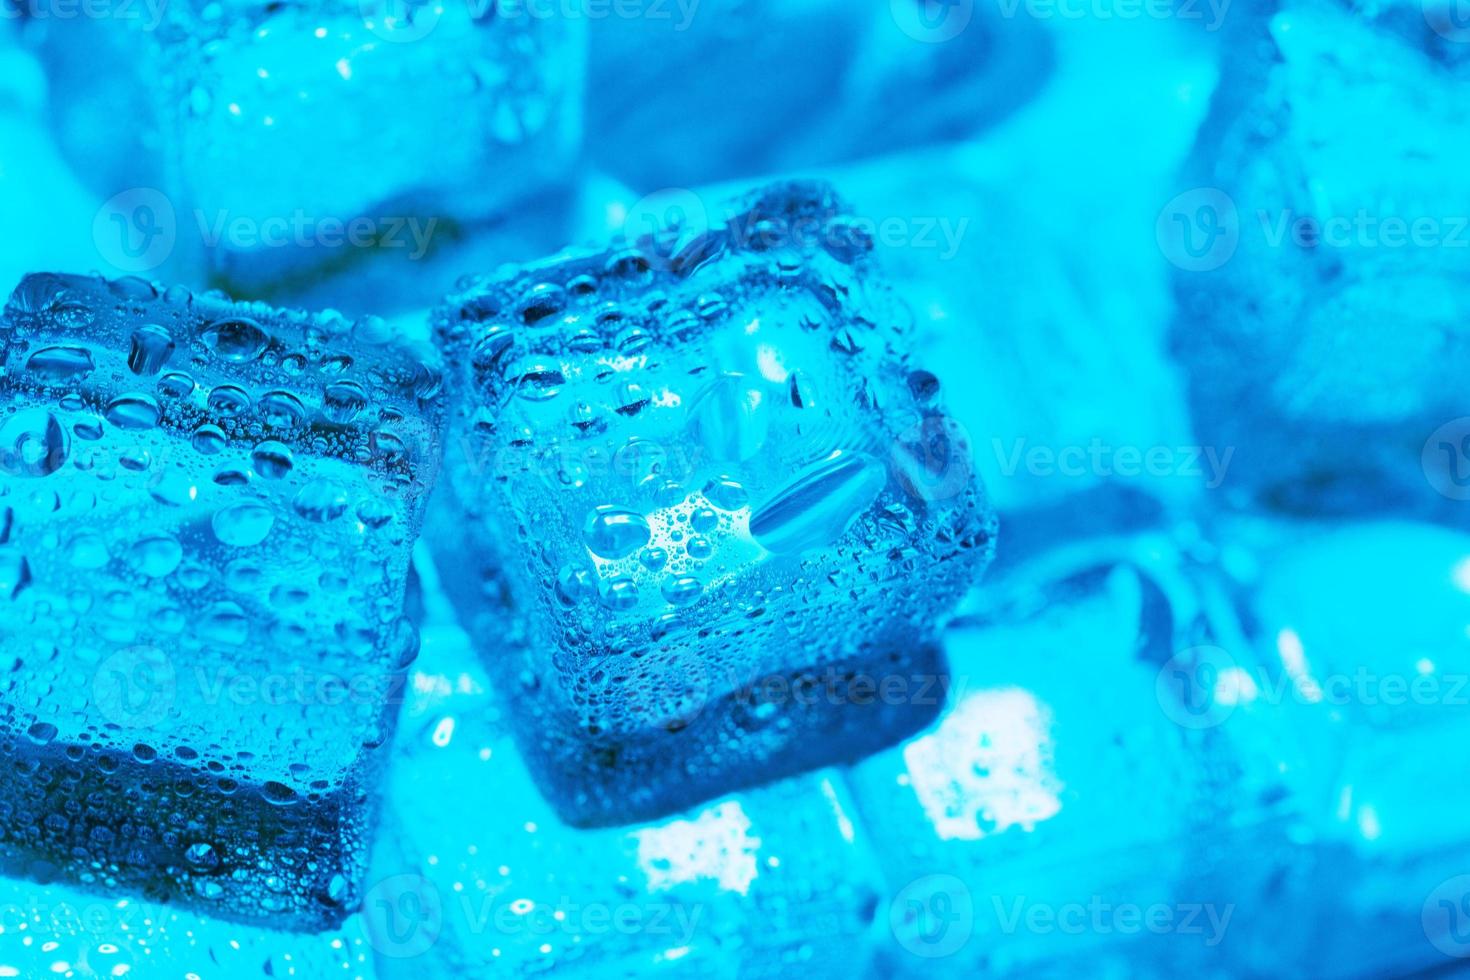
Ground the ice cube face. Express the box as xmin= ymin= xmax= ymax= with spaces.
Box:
xmin=845 ymin=538 xmax=1300 ymax=977
xmin=367 ymin=633 xmax=883 ymax=979
xmin=1169 ymin=0 xmax=1470 ymax=517
xmin=0 ymin=272 xmax=442 ymax=927
xmin=435 ymin=181 xmax=996 ymax=825
xmin=33 ymin=0 xmax=583 ymax=304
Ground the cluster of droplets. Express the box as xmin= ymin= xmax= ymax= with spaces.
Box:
xmin=0 ymin=273 xmax=437 ymax=927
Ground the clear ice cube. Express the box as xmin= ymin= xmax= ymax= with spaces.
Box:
xmin=29 ymin=0 xmax=585 ymax=310
xmin=0 ymin=271 xmax=442 ymax=927
xmin=1223 ymin=518 xmax=1470 ymax=977
xmin=1169 ymin=0 xmax=1470 ymax=519
xmin=433 ymin=180 xmax=996 ymax=824
xmin=365 ymin=625 xmax=883 ymax=978
xmin=845 ymin=535 xmax=1299 ymax=976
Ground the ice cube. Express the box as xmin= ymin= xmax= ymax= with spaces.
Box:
xmin=0 ymin=271 xmax=442 ymax=927
xmin=585 ymin=1 xmax=1050 ymax=189
xmin=433 ymin=180 xmax=996 ymax=825
xmin=365 ymin=626 xmax=883 ymax=978
xmin=1224 ymin=518 xmax=1470 ymax=977
xmin=0 ymin=872 xmax=378 ymax=978
xmin=1168 ymin=0 xmax=1470 ymax=519
xmin=845 ymin=535 xmax=1299 ymax=976
xmin=28 ymin=0 xmax=585 ymax=312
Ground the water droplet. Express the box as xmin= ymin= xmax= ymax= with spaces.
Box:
xmin=661 ymin=575 xmax=703 ymax=606
xmin=201 ymin=317 xmax=269 ymax=362
xmin=598 ymin=575 xmax=639 ymax=611
xmin=749 ymin=451 xmax=887 ymax=555
xmin=0 ymin=409 xmax=70 ymax=477
xmin=262 ymin=781 xmax=300 ymax=806
xmin=583 ymin=506 xmax=651 ymax=559
xmin=158 ymin=372 xmax=196 ymax=399
xmin=212 ymin=503 xmax=274 ymax=547
xmin=207 ymin=385 xmax=251 ymax=417
xmin=104 ymin=393 xmax=162 ymax=430
xmin=128 ymin=324 xmax=176 ymax=375
xmin=25 ymin=721 xmax=58 ymax=745
xmin=149 ymin=471 xmax=197 ymax=507
xmin=199 ymin=601 xmax=249 ymax=645
xmin=703 ymin=477 xmax=749 ymax=511
xmin=26 ymin=345 xmax=95 ymax=382
xmin=687 ymin=375 xmax=768 ymax=461
xmin=293 ymin=480 xmax=349 ymax=523
xmin=251 ymin=441 xmax=294 ymax=479
xmin=128 ymin=535 xmax=183 ymax=578
xmin=0 ymin=549 xmax=31 ymax=599
xmin=185 ymin=842 xmax=220 ymax=870
xmin=512 ymin=360 xmax=567 ymax=402
xmin=323 ymin=380 xmax=368 ymax=424
xmin=191 ymin=425 xmax=227 ymax=454
xmin=259 ymin=390 xmax=306 ymax=428
xmin=66 ymin=532 xmax=110 ymax=569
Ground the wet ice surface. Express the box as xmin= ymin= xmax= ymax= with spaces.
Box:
xmin=434 ymin=180 xmax=996 ymax=825
xmin=0 ymin=272 xmax=442 ymax=927
xmin=366 ymin=608 xmax=883 ymax=979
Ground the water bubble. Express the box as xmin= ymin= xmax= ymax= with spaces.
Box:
xmin=25 ymin=721 xmax=58 ymax=745
xmin=597 ymin=575 xmax=639 ymax=611
xmin=687 ymin=374 xmax=769 ymax=462
xmin=66 ymin=531 xmax=110 ymax=569
xmin=703 ymin=476 xmax=749 ymax=511
xmin=0 ymin=409 xmax=70 ymax=477
xmin=583 ymin=506 xmax=651 ymax=559
xmin=0 ymin=549 xmax=31 ymax=599
xmin=661 ymin=575 xmax=703 ymax=606
xmin=251 ymin=441 xmax=294 ymax=479
xmin=201 ymin=317 xmax=269 ymax=362
xmin=127 ymin=535 xmax=183 ymax=578
xmin=324 ymin=380 xmax=368 ymax=424
xmin=104 ymin=393 xmax=162 ymax=430
xmin=191 ymin=425 xmax=227 ymax=455
xmin=293 ymin=480 xmax=350 ymax=523
xmin=259 ymin=390 xmax=306 ymax=428
xmin=212 ymin=502 xmax=274 ymax=547
xmin=262 ymin=781 xmax=300 ymax=806
xmin=26 ymin=345 xmax=95 ymax=382
xmin=199 ymin=602 xmax=249 ymax=645
xmin=184 ymin=842 xmax=220 ymax=870
xmin=127 ymin=324 xmax=176 ymax=375
xmin=207 ymin=385 xmax=252 ymax=417
xmin=512 ymin=361 xmax=567 ymax=402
